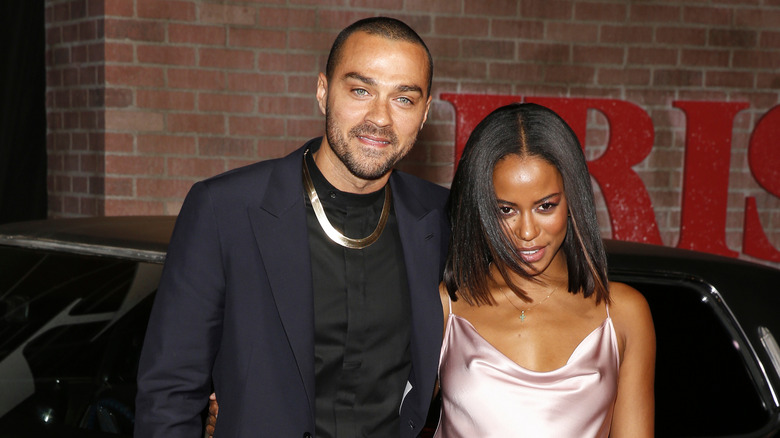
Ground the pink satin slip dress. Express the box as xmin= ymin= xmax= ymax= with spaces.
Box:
xmin=434 ymin=298 xmax=620 ymax=438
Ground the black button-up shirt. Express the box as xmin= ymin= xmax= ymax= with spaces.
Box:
xmin=304 ymin=150 xmax=411 ymax=437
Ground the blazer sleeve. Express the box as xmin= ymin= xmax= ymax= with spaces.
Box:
xmin=134 ymin=181 xmax=226 ymax=438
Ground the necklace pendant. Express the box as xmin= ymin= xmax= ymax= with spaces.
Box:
xmin=520 ymin=310 xmax=526 ymax=322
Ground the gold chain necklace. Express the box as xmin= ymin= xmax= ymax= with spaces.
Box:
xmin=500 ymin=284 xmax=559 ymax=322
xmin=301 ymin=151 xmax=391 ymax=249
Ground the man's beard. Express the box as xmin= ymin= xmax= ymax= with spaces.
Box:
xmin=324 ymin=110 xmax=417 ymax=181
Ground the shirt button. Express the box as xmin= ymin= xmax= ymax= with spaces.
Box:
xmin=408 ymin=420 xmax=415 ymax=429
xmin=303 ymin=433 xmax=312 ymax=438
xmin=328 ymin=191 xmax=336 ymax=198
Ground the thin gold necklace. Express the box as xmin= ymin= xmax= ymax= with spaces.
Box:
xmin=500 ymin=284 xmax=559 ymax=322
xmin=301 ymin=150 xmax=391 ymax=249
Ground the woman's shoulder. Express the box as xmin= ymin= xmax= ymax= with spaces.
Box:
xmin=607 ymin=281 xmax=655 ymax=341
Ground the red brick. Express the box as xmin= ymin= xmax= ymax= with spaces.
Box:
xmin=169 ymin=68 xmax=226 ymax=90
xmin=519 ymin=42 xmax=570 ymax=63
xmin=256 ymin=7 xmax=317 ymax=28
xmin=288 ymin=74 xmax=319 ymax=94
xmin=465 ymin=0 xmax=518 ymax=15
xmin=757 ymin=73 xmax=780 ymax=89
xmin=573 ymin=46 xmax=624 ymax=65
xmin=168 ymin=113 xmax=226 ymax=134
xmin=105 ymin=110 xmax=165 ymax=132
xmin=199 ymin=48 xmax=255 ymax=70
xmin=104 ymin=0 xmax=134 ymax=17
xmin=53 ymin=47 xmax=70 ymax=65
xmin=105 ymin=19 xmax=166 ymax=42
xmin=102 ymin=88 xmax=133 ymax=107
xmin=682 ymin=5 xmax=732 ymax=25
xmin=575 ymin=2 xmax=627 ymax=21
xmin=199 ymin=137 xmax=256 ymax=157
xmin=52 ymin=2 xmax=69 ymax=22
xmin=289 ymin=30 xmax=334 ymax=52
xmin=72 ymin=45 xmax=88 ymax=63
xmin=316 ymin=10 xmax=373 ymax=31
xmin=406 ymin=0 xmax=461 ymax=13
xmin=228 ymin=116 xmax=286 ymax=136
xmin=680 ymin=49 xmax=730 ymax=68
xmin=709 ymin=29 xmax=757 ymax=48
xmin=761 ymin=31 xmax=780 ymax=49
xmin=489 ymin=62 xmax=544 ymax=82
xmin=104 ymin=133 xmax=135 ymax=152
xmin=137 ymin=178 xmax=194 ymax=198
xmin=627 ymin=48 xmax=678 ymax=66
xmin=137 ymin=90 xmax=196 ymax=110
xmin=434 ymin=17 xmax=489 ymax=37
xmin=653 ymin=70 xmax=703 ymax=87
xmin=424 ymin=36 xmax=460 ymax=59
xmin=199 ymin=93 xmax=255 ymax=113
xmin=137 ymin=0 xmax=197 ymax=21
xmin=656 ymin=26 xmax=707 ymax=46
xmin=200 ymin=4 xmax=256 ymax=26
xmin=106 ymin=65 xmax=165 ymax=87
xmin=62 ymin=23 xmax=79 ymax=43
xmin=169 ymin=24 xmax=227 ymax=45
xmin=229 ymin=28 xmax=286 ymax=49
xmin=138 ymin=134 xmax=197 ymax=155
xmin=256 ymin=53 xmax=318 ymax=73
xmin=547 ymin=23 xmax=599 ymax=42
xmin=733 ymin=50 xmax=780 ymax=70
xmin=257 ymin=96 xmax=314 ymax=116
xmin=168 ymin=157 xmax=227 ymax=178
xmin=600 ymin=25 xmax=653 ymax=44
xmin=521 ymin=0 xmax=573 ymax=19
xmin=63 ymin=67 xmax=79 ymax=86
xmin=706 ymin=70 xmax=756 ymax=88
xmin=630 ymin=4 xmax=681 ymax=22
xmin=735 ymin=8 xmax=780 ymax=28
xmin=79 ymin=20 xmax=99 ymax=40
xmin=105 ymin=155 xmax=165 ymax=175
xmin=87 ymin=43 xmax=109 ymax=62
xmin=138 ymin=45 xmax=197 ymax=66
xmin=105 ymin=200 xmax=165 ymax=216
xmin=437 ymin=60 xmax=488 ymax=80
xmin=545 ymin=65 xmax=595 ymax=84
xmin=462 ymin=40 xmax=515 ymax=61
xmin=227 ymin=72 xmax=285 ymax=93
xmin=46 ymin=27 xmax=62 ymax=46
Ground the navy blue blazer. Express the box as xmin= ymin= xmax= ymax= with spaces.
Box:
xmin=135 ymin=139 xmax=451 ymax=437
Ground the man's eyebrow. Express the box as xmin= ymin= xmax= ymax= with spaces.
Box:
xmin=343 ymin=72 xmax=424 ymax=95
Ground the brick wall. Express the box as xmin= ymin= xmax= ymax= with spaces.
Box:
xmin=44 ymin=0 xmax=780 ymax=267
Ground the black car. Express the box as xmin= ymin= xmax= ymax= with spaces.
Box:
xmin=0 ymin=217 xmax=779 ymax=437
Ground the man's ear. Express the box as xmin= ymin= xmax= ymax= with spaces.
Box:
xmin=420 ymin=95 xmax=433 ymax=130
xmin=316 ymin=73 xmax=328 ymax=115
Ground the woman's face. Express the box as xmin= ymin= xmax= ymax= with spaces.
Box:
xmin=492 ymin=154 xmax=569 ymax=275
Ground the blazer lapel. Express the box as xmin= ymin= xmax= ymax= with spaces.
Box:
xmin=390 ymin=173 xmax=446 ymax=416
xmin=247 ymin=145 xmax=315 ymax=416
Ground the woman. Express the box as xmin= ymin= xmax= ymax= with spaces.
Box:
xmin=435 ymin=102 xmax=654 ymax=437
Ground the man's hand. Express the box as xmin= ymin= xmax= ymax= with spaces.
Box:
xmin=205 ymin=392 xmax=219 ymax=438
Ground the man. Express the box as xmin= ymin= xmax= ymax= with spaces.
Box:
xmin=134 ymin=17 xmax=450 ymax=438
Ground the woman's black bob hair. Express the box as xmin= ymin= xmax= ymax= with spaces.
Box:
xmin=443 ymin=102 xmax=609 ymax=305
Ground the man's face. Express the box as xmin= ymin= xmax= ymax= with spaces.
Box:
xmin=316 ymin=31 xmax=432 ymax=182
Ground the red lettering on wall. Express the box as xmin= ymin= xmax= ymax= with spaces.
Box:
xmin=527 ymin=97 xmax=661 ymax=244
xmin=744 ymin=106 xmax=780 ymax=261
xmin=675 ymin=101 xmax=749 ymax=257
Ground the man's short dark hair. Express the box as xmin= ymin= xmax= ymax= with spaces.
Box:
xmin=326 ymin=17 xmax=433 ymax=96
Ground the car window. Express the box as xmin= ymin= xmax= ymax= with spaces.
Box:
xmin=0 ymin=246 xmax=161 ymax=436
xmin=619 ymin=276 xmax=768 ymax=437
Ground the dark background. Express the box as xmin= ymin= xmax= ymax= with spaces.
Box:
xmin=0 ymin=0 xmax=47 ymax=224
